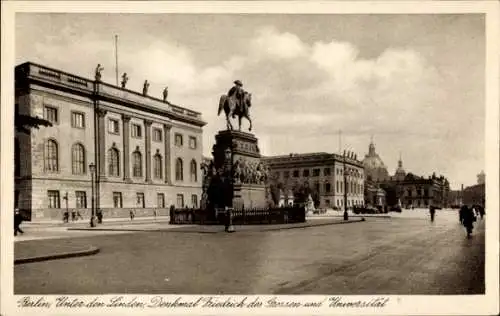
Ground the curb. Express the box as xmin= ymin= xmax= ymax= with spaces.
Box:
xmin=261 ymin=218 xmax=366 ymax=231
xmin=15 ymin=246 xmax=100 ymax=265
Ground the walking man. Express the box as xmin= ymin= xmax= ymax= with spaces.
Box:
xmin=14 ymin=209 xmax=24 ymax=236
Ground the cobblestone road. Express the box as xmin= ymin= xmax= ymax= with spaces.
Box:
xmin=14 ymin=211 xmax=484 ymax=295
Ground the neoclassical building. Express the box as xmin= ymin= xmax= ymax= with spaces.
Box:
xmin=15 ymin=62 xmax=206 ymax=221
xmin=262 ymin=152 xmax=365 ymax=209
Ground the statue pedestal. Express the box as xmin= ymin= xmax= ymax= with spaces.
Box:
xmin=212 ymin=130 xmax=261 ymax=170
xmin=233 ymin=183 xmax=267 ymax=210
xmin=209 ymin=130 xmax=269 ymax=211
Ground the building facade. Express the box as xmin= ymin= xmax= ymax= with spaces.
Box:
xmin=262 ymin=152 xmax=365 ymax=210
xmin=15 ymin=62 xmax=206 ymax=221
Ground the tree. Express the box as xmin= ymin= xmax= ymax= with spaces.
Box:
xmin=15 ymin=112 xmax=52 ymax=134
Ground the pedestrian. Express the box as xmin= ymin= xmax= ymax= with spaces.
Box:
xmin=429 ymin=205 xmax=436 ymax=222
xmin=461 ymin=205 xmax=476 ymax=238
xmin=76 ymin=210 xmax=83 ymax=220
xmin=130 ymin=210 xmax=135 ymax=221
xmin=71 ymin=210 xmax=76 ymax=221
xmin=14 ymin=209 xmax=24 ymax=236
xmin=63 ymin=210 xmax=69 ymax=223
xmin=153 ymin=209 xmax=157 ymax=220
xmin=97 ymin=209 xmax=103 ymax=224
xmin=479 ymin=205 xmax=485 ymax=219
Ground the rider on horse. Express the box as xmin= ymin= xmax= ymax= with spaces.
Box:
xmin=228 ymin=80 xmax=244 ymax=118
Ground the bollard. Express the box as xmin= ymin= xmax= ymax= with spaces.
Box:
xmin=226 ymin=207 xmax=235 ymax=233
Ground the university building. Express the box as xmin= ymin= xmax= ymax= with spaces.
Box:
xmin=15 ymin=62 xmax=206 ymax=221
xmin=262 ymin=152 xmax=365 ymax=209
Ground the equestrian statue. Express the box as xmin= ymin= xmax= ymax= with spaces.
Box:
xmin=218 ymin=80 xmax=253 ymax=132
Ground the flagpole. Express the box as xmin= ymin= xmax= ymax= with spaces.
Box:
xmin=114 ymin=35 xmax=119 ymax=86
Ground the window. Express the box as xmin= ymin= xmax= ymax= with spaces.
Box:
xmin=44 ymin=106 xmax=58 ymax=123
xmin=71 ymin=112 xmax=85 ymax=128
xmin=336 ymin=181 xmax=340 ymax=193
xmin=293 ymin=170 xmax=299 ymax=178
xmin=157 ymin=193 xmax=165 ymax=208
xmin=108 ymin=119 xmax=119 ymax=134
xmin=175 ymin=133 xmax=183 ymax=146
xmin=191 ymin=194 xmax=198 ymax=208
xmin=71 ymin=143 xmax=86 ymax=175
xmin=190 ymin=159 xmax=197 ymax=182
xmin=313 ymin=169 xmax=320 ymax=177
xmin=15 ymin=190 xmax=19 ymax=208
xmin=274 ymin=171 xmax=280 ymax=179
xmin=176 ymin=158 xmax=183 ymax=181
xmin=189 ymin=136 xmax=197 ymax=149
xmin=131 ymin=124 xmax=142 ymax=138
xmin=303 ymin=169 xmax=310 ymax=177
xmin=48 ymin=190 xmax=60 ymax=208
xmin=133 ymin=151 xmax=143 ymax=177
xmin=315 ymin=182 xmax=320 ymax=193
xmin=113 ymin=192 xmax=123 ymax=208
xmin=284 ymin=171 xmax=290 ymax=178
xmin=108 ymin=148 xmax=120 ymax=177
xmin=136 ymin=193 xmax=145 ymax=208
xmin=154 ymin=154 xmax=163 ymax=179
xmin=325 ymin=199 xmax=330 ymax=206
xmin=44 ymin=139 xmax=58 ymax=172
xmin=153 ymin=128 xmax=162 ymax=142
xmin=324 ymin=168 xmax=331 ymax=176
xmin=325 ymin=182 xmax=331 ymax=193
xmin=176 ymin=194 xmax=184 ymax=208
xmin=75 ymin=191 xmax=87 ymax=208
xmin=15 ymin=139 xmax=20 ymax=177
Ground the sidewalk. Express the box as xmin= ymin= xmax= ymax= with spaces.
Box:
xmin=23 ymin=215 xmax=171 ymax=227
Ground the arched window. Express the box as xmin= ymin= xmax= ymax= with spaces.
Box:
xmin=44 ymin=139 xmax=58 ymax=172
xmin=108 ymin=148 xmax=120 ymax=177
xmin=190 ymin=159 xmax=197 ymax=182
xmin=176 ymin=158 xmax=183 ymax=181
xmin=71 ymin=143 xmax=86 ymax=175
xmin=154 ymin=154 xmax=162 ymax=179
xmin=133 ymin=151 xmax=142 ymax=177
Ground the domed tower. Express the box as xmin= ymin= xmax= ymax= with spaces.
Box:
xmin=362 ymin=137 xmax=389 ymax=182
xmin=394 ymin=152 xmax=406 ymax=181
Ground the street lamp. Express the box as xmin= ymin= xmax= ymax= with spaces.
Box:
xmin=343 ymin=151 xmax=349 ymax=221
xmin=89 ymin=163 xmax=97 ymax=227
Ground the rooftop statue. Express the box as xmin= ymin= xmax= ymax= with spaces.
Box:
xmin=121 ymin=73 xmax=129 ymax=88
xmin=95 ymin=64 xmax=104 ymax=82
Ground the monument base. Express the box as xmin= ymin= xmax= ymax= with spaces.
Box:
xmin=233 ymin=183 xmax=267 ymax=210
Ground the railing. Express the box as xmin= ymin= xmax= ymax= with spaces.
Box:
xmin=169 ymin=206 xmax=306 ymax=225
xmin=31 ymin=64 xmax=91 ymax=90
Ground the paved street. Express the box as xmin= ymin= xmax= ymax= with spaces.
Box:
xmin=14 ymin=210 xmax=484 ymax=295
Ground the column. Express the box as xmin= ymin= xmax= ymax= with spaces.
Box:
xmin=163 ymin=124 xmax=172 ymax=184
xmin=122 ymin=114 xmax=131 ymax=182
xmin=145 ymin=119 xmax=153 ymax=183
xmin=97 ymin=109 xmax=107 ymax=179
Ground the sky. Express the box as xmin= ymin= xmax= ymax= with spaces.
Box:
xmin=16 ymin=13 xmax=485 ymax=190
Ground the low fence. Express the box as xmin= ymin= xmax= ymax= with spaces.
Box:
xmin=169 ymin=206 xmax=306 ymax=225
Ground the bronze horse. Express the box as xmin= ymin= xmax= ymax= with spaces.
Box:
xmin=218 ymin=91 xmax=253 ymax=131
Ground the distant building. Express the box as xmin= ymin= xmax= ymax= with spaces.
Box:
xmin=362 ymin=140 xmax=389 ymax=182
xmin=362 ymin=140 xmax=450 ymax=208
xmin=15 ymin=62 xmax=206 ymax=221
xmin=263 ymin=152 xmax=364 ymax=210
xmin=463 ymin=171 xmax=486 ymax=206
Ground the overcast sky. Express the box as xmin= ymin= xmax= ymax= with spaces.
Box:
xmin=16 ymin=13 xmax=485 ymax=190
